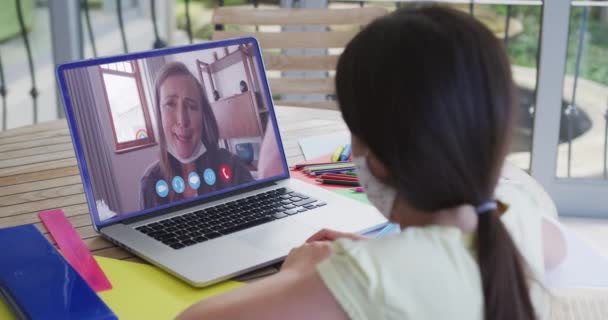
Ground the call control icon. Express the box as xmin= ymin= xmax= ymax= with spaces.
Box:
xmin=219 ymin=164 xmax=232 ymax=182
xmin=203 ymin=168 xmax=216 ymax=186
xmin=172 ymin=176 xmax=185 ymax=194
xmin=188 ymin=172 xmax=201 ymax=190
xmin=156 ymin=180 xmax=169 ymax=198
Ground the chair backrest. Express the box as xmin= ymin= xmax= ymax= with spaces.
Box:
xmin=212 ymin=7 xmax=388 ymax=109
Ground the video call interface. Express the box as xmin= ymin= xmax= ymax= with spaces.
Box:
xmin=62 ymin=42 xmax=286 ymax=224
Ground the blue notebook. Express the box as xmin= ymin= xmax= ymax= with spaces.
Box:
xmin=0 ymin=224 xmax=116 ymax=320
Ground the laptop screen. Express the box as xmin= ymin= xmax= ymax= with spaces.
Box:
xmin=58 ymin=38 xmax=289 ymax=227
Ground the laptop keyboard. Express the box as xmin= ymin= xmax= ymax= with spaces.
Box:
xmin=135 ymin=188 xmax=325 ymax=250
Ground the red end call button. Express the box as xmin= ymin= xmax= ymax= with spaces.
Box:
xmin=219 ymin=164 xmax=232 ymax=182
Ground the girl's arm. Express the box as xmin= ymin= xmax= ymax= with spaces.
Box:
xmin=542 ymin=216 xmax=567 ymax=271
xmin=176 ymin=242 xmax=349 ymax=320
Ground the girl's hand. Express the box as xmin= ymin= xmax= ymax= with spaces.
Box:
xmin=281 ymin=241 xmax=333 ymax=274
xmin=306 ymin=228 xmax=367 ymax=243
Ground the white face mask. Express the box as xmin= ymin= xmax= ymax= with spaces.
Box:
xmin=167 ymin=140 xmax=207 ymax=164
xmin=353 ymin=155 xmax=398 ymax=219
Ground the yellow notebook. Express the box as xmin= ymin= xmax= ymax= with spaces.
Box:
xmin=0 ymin=256 xmax=243 ymax=320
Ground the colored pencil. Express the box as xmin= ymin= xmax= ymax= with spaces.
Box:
xmin=302 ymin=162 xmax=354 ymax=170
xmin=293 ymin=161 xmax=350 ymax=170
xmin=331 ymin=145 xmax=345 ymax=162
xmin=318 ymin=174 xmax=359 ymax=181
xmin=303 ymin=165 xmax=355 ymax=174
xmin=309 ymin=169 xmax=355 ymax=176
xmin=315 ymin=179 xmax=360 ymax=186
xmin=319 ymin=173 xmax=357 ymax=178
xmin=339 ymin=144 xmax=352 ymax=161
xmin=318 ymin=177 xmax=359 ymax=183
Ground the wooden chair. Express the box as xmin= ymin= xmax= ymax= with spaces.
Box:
xmin=212 ymin=6 xmax=388 ymax=110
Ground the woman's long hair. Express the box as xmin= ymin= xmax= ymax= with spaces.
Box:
xmin=336 ymin=6 xmax=535 ymax=320
xmin=153 ymin=61 xmax=219 ymax=202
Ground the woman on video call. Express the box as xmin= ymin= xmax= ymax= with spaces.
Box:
xmin=140 ymin=62 xmax=254 ymax=210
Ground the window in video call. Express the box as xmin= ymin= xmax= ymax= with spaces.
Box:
xmin=62 ymin=42 xmax=287 ymax=224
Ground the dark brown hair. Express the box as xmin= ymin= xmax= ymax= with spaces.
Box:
xmin=336 ymin=6 xmax=535 ymax=320
xmin=154 ymin=61 xmax=220 ymax=202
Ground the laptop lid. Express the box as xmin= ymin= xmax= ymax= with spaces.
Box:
xmin=57 ymin=37 xmax=290 ymax=230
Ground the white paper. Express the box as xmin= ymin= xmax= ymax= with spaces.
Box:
xmin=544 ymin=220 xmax=608 ymax=288
xmin=298 ymin=132 xmax=351 ymax=160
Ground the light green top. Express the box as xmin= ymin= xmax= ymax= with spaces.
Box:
xmin=317 ymin=182 xmax=546 ymax=320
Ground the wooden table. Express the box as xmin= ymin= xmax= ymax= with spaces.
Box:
xmin=0 ymin=104 xmax=557 ymax=263
xmin=0 ymin=106 xmax=348 ymax=263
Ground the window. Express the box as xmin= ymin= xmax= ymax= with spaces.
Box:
xmin=100 ymin=61 xmax=155 ymax=152
xmin=556 ymin=2 xmax=608 ymax=179
xmin=395 ymin=1 xmax=543 ymax=171
xmin=529 ymin=0 xmax=608 ymax=217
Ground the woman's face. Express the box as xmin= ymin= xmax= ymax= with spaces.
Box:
xmin=160 ymin=75 xmax=203 ymax=159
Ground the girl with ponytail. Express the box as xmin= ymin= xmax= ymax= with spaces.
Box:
xmin=178 ymin=6 xmax=545 ymax=319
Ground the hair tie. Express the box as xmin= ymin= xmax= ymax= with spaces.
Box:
xmin=476 ymin=201 xmax=498 ymax=215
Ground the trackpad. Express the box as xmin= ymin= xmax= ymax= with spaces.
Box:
xmin=237 ymin=220 xmax=316 ymax=255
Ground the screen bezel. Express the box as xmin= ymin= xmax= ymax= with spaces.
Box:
xmin=56 ymin=37 xmax=291 ymax=229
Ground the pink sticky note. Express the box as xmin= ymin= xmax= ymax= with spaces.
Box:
xmin=39 ymin=209 xmax=112 ymax=292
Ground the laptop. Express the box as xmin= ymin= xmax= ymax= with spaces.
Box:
xmin=57 ymin=37 xmax=386 ymax=287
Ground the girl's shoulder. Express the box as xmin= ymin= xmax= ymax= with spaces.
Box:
xmin=317 ymin=228 xmax=484 ymax=319
xmin=334 ymin=226 xmax=479 ymax=275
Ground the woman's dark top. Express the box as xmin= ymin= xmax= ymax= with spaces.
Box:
xmin=139 ymin=148 xmax=254 ymax=210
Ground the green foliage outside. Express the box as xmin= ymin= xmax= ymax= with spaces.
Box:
xmin=3 ymin=0 xmax=605 ymax=88
xmin=0 ymin=0 xmax=34 ymax=43
xmin=175 ymin=0 xmax=251 ymax=40
xmin=565 ymin=7 xmax=608 ymax=86
xmin=497 ymin=6 xmax=608 ymax=86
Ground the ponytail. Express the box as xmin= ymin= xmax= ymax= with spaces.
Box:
xmin=476 ymin=208 xmax=536 ymax=320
